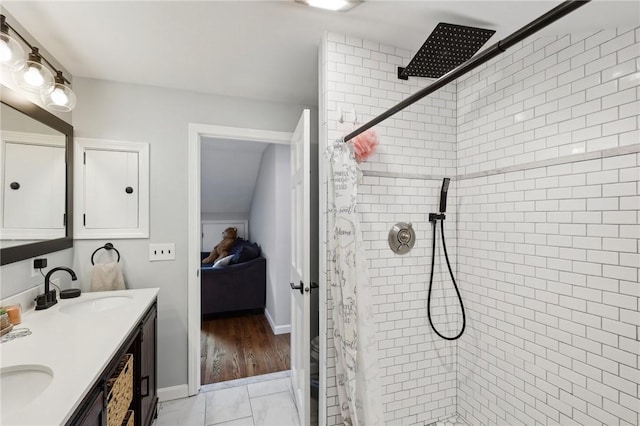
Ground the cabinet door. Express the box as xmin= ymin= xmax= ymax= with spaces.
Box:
xmin=3 ymin=142 xmax=65 ymax=230
xmin=85 ymin=149 xmax=139 ymax=229
xmin=74 ymin=138 xmax=149 ymax=239
xmin=77 ymin=390 xmax=105 ymax=426
xmin=139 ymin=306 xmax=157 ymax=426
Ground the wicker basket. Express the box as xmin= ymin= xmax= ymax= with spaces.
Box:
xmin=106 ymin=353 xmax=133 ymax=426
xmin=122 ymin=410 xmax=134 ymax=426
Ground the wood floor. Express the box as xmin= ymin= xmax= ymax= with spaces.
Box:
xmin=200 ymin=313 xmax=291 ymax=385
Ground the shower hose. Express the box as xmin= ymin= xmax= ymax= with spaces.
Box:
xmin=427 ymin=218 xmax=466 ymax=340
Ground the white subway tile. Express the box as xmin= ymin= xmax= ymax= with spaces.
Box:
xmin=618 ymin=42 xmax=640 ymax=63
xmin=585 ymin=53 xmax=617 ymax=76
xmin=602 ymin=87 xmax=637 ymax=109
xmin=585 ymin=30 xmax=617 ymax=50
xmin=571 ymin=47 xmax=600 ymax=68
xmin=586 ymin=135 xmax=619 ymax=152
xmin=329 ymin=26 xmax=640 ymax=426
xmin=603 ymin=264 xmax=638 ymax=281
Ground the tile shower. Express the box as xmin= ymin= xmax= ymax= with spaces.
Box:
xmin=320 ymin=24 xmax=639 ymax=426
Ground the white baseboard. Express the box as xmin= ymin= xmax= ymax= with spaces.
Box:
xmin=158 ymin=384 xmax=189 ymax=402
xmin=264 ymin=308 xmax=291 ymax=335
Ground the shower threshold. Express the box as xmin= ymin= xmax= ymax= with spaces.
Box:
xmin=427 ymin=413 xmax=469 ymax=426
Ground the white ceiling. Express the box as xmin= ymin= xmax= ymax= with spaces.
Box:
xmin=4 ymin=1 xmax=640 ymax=107
xmin=200 ymin=138 xmax=268 ymax=214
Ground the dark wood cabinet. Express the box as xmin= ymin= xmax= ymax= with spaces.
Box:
xmin=137 ymin=305 xmax=158 ymax=426
xmin=68 ymin=300 xmax=157 ymax=426
xmin=76 ymin=389 xmax=105 ymax=426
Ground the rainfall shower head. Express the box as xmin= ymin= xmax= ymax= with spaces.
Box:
xmin=398 ymin=23 xmax=495 ymax=80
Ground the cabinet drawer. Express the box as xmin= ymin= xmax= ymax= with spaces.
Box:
xmin=106 ymin=353 xmax=133 ymax=426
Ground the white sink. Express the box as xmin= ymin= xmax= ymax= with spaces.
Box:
xmin=1 ymin=365 xmax=54 ymax=418
xmin=60 ymin=296 xmax=132 ymax=314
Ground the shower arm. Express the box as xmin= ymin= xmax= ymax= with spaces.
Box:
xmin=344 ymin=0 xmax=591 ymax=143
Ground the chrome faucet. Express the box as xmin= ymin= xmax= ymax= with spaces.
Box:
xmin=36 ymin=267 xmax=78 ymax=310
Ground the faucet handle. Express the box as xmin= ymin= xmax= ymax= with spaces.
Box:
xmin=35 ymin=290 xmax=58 ymax=311
xmin=35 ymin=294 xmax=47 ymax=309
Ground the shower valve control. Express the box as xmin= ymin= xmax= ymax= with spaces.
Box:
xmin=388 ymin=222 xmax=416 ymax=255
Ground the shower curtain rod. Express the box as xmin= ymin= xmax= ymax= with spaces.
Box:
xmin=344 ymin=0 xmax=591 ymax=142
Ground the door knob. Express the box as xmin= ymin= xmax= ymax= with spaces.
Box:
xmin=125 ymin=186 xmax=134 ymax=194
xmin=10 ymin=182 xmax=20 ymax=190
xmin=290 ymin=281 xmax=304 ymax=294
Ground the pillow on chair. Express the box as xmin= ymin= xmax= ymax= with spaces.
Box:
xmin=213 ymin=254 xmax=234 ymax=268
xmin=230 ymin=243 xmax=261 ymax=264
xmin=229 ymin=238 xmax=247 ymax=256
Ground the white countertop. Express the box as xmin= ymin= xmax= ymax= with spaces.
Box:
xmin=0 ymin=288 xmax=159 ymax=426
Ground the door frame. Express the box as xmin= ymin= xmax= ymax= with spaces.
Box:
xmin=187 ymin=123 xmax=292 ymax=396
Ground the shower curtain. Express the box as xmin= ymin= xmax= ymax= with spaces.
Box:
xmin=327 ymin=141 xmax=384 ymax=426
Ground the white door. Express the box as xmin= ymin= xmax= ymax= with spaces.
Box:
xmin=290 ymin=109 xmax=311 ymax=426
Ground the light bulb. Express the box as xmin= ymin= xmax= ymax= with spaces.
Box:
xmin=24 ymin=65 xmax=44 ymax=87
xmin=0 ymin=40 xmax=11 ymax=63
xmin=50 ymin=87 xmax=69 ymax=106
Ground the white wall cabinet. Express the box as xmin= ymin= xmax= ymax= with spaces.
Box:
xmin=75 ymin=138 xmax=149 ymax=239
xmin=1 ymin=131 xmax=66 ymax=240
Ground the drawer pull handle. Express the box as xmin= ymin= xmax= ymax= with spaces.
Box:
xmin=141 ymin=375 xmax=150 ymax=397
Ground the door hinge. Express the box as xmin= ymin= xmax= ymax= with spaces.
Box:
xmin=63 ymin=213 xmax=66 ymax=226
xmin=83 ymin=214 xmax=86 ymax=226
xmin=83 ymin=152 xmax=86 ymax=164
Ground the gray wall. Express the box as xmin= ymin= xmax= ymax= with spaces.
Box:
xmin=249 ymin=144 xmax=292 ymax=329
xmin=71 ymin=77 xmax=307 ymax=389
xmin=201 ymin=212 xmax=249 ymax=221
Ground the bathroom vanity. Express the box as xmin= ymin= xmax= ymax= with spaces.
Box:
xmin=0 ymin=289 xmax=158 ymax=426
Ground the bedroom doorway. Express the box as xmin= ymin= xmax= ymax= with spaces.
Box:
xmin=187 ymin=118 xmax=320 ymax=425
xmin=198 ymin=136 xmax=293 ymax=386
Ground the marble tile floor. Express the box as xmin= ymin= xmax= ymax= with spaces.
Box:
xmin=154 ymin=371 xmax=299 ymax=426
xmin=155 ymin=370 xmax=467 ymax=426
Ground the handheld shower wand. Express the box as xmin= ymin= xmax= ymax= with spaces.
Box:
xmin=427 ymin=178 xmax=466 ymax=340
xmin=440 ymin=177 xmax=450 ymax=213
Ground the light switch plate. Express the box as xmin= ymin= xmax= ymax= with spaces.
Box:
xmin=149 ymin=243 xmax=176 ymax=261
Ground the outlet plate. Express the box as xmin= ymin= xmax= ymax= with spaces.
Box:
xmin=149 ymin=243 xmax=175 ymax=261
xmin=32 ymin=264 xmax=45 ymax=278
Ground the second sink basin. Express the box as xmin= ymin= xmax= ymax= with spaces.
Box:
xmin=1 ymin=365 xmax=54 ymax=419
xmin=60 ymin=296 xmax=132 ymax=314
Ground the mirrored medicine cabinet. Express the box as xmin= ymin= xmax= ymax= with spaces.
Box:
xmin=0 ymin=85 xmax=74 ymax=265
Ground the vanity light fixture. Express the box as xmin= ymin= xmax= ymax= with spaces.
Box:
xmin=1 ymin=14 xmax=76 ymax=111
xmin=42 ymin=70 xmax=77 ymax=112
xmin=0 ymin=15 xmax=24 ymax=68
xmin=295 ymin=0 xmax=361 ymax=12
xmin=13 ymin=47 xmax=54 ymax=93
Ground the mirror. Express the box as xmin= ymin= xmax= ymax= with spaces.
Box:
xmin=0 ymin=85 xmax=73 ymax=265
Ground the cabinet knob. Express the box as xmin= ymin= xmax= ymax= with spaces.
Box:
xmin=10 ymin=182 xmax=20 ymax=190
xmin=125 ymin=186 xmax=134 ymax=194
